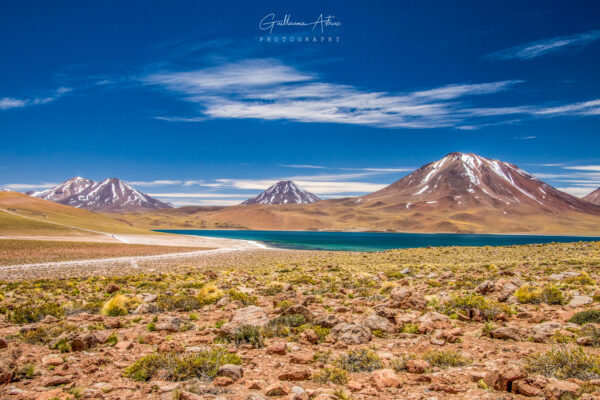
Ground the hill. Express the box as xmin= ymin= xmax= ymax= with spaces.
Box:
xmin=0 ymin=191 xmax=150 ymax=237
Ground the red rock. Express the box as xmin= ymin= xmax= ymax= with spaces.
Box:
xmin=371 ymin=369 xmax=401 ymax=388
xmin=290 ymin=351 xmax=313 ymax=364
xmin=266 ymin=341 xmax=287 ymax=355
xmin=299 ymin=329 xmax=319 ymax=344
xmin=513 ymin=380 xmax=541 ymax=397
xmin=544 ymin=380 xmax=581 ymax=400
xmin=212 ymin=376 xmax=234 ymax=386
xmin=406 ymin=359 xmax=430 ymax=374
xmin=265 ymin=382 xmax=290 ymax=396
xmin=347 ymin=380 xmax=363 ymax=392
xmin=484 ymin=365 xmax=527 ymax=391
xmin=278 ymin=368 xmax=311 ymax=381
xmin=179 ymin=390 xmax=203 ymax=400
xmin=43 ymin=375 xmax=72 ymax=386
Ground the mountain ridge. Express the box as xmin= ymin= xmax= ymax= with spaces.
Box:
xmin=31 ymin=177 xmax=172 ymax=213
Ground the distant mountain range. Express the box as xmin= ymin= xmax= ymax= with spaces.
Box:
xmin=30 ymin=177 xmax=172 ymax=213
xmin=242 ymin=180 xmax=320 ymax=205
xmin=10 ymin=152 xmax=600 ymax=233
xmin=114 ymin=152 xmax=600 ymax=234
xmin=583 ymin=187 xmax=600 ymax=205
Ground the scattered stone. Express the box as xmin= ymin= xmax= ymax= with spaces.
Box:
xmin=476 ymin=280 xmax=495 ymax=295
xmin=371 ymin=369 xmax=401 ymax=388
xmin=155 ymin=317 xmax=182 ymax=332
xmin=265 ymin=382 xmax=290 ymax=396
xmin=278 ymin=368 xmax=311 ymax=381
xmin=299 ymin=329 xmax=318 ymax=344
xmin=544 ymin=380 xmax=581 ymax=400
xmin=568 ymin=295 xmax=593 ymax=308
xmin=42 ymin=354 xmax=64 ymax=366
xmin=212 ymin=376 xmax=234 ymax=386
xmin=43 ymin=375 xmax=72 ymax=386
xmin=406 ymin=359 xmax=429 ymax=374
xmin=282 ymin=305 xmax=314 ymax=322
xmin=390 ymin=287 xmax=426 ymax=309
xmin=330 ymin=322 xmax=371 ymax=344
xmin=314 ymin=314 xmax=338 ymax=328
xmin=217 ymin=364 xmax=243 ymax=380
xmin=221 ymin=306 xmax=269 ymax=337
xmin=266 ymin=341 xmax=287 ymax=355
xmin=363 ymin=313 xmax=394 ymax=333
xmin=483 ymin=365 xmax=527 ymax=392
xmin=490 ymin=326 xmax=521 ymax=341
xmin=105 ymin=283 xmax=120 ymax=293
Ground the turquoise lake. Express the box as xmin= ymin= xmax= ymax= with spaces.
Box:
xmin=156 ymin=230 xmax=599 ymax=252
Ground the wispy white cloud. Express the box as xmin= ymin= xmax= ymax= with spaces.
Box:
xmin=148 ymin=193 xmax=249 ymax=198
xmin=144 ymin=59 xmax=524 ymax=129
xmin=0 ymin=87 xmax=71 ymax=111
xmin=563 ymin=165 xmax=600 ymax=172
xmin=486 ymin=30 xmax=600 ymax=60
xmin=211 ymin=178 xmax=386 ymax=194
xmin=127 ymin=180 xmax=183 ymax=186
xmin=557 ymin=187 xmax=599 ymax=197
xmin=3 ymin=182 xmax=58 ymax=190
xmin=145 ymin=58 xmax=600 ymax=129
xmin=279 ymin=164 xmax=326 ymax=169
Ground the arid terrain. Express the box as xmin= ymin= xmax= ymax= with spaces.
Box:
xmin=0 ymin=242 xmax=600 ymax=400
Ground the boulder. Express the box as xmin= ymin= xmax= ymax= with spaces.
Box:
xmin=568 ymin=295 xmax=593 ymax=308
xmin=221 ymin=306 xmax=269 ymax=337
xmin=390 ymin=287 xmax=426 ymax=310
xmin=330 ymin=323 xmax=371 ymax=344
xmin=371 ymin=369 xmax=401 ymax=388
xmin=155 ymin=317 xmax=182 ymax=332
xmin=544 ymin=380 xmax=581 ymax=400
xmin=282 ymin=305 xmax=314 ymax=322
xmin=476 ymin=280 xmax=495 ymax=295
xmin=483 ymin=365 xmax=527 ymax=392
xmin=363 ymin=313 xmax=394 ymax=333
xmin=314 ymin=314 xmax=338 ymax=328
xmin=278 ymin=368 xmax=311 ymax=381
xmin=530 ymin=322 xmax=562 ymax=342
xmin=217 ymin=364 xmax=244 ymax=381
xmin=406 ymin=359 xmax=429 ymax=374
xmin=490 ymin=326 xmax=521 ymax=341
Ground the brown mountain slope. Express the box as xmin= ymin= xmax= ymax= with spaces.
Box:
xmin=0 ymin=191 xmax=150 ymax=236
xmin=583 ymin=187 xmax=600 ymax=205
xmin=116 ymin=153 xmax=600 ymax=235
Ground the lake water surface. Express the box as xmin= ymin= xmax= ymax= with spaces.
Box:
xmin=157 ymin=229 xmax=599 ymax=252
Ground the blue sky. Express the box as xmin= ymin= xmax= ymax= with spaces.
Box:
xmin=1 ymin=1 xmax=600 ymax=205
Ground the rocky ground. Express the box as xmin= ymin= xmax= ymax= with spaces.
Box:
xmin=0 ymin=242 xmax=600 ymax=399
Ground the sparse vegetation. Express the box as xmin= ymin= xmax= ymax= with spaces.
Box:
xmin=514 ymin=285 xmax=567 ymax=305
xmin=526 ymin=346 xmax=600 ymax=380
xmin=569 ymin=310 xmax=600 ymax=325
xmin=334 ymin=349 xmax=383 ymax=372
xmin=124 ymin=348 xmax=241 ymax=381
xmin=422 ymin=350 xmax=470 ymax=368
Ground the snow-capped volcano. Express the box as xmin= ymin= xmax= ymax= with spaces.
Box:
xmin=31 ymin=177 xmax=172 ymax=212
xmin=31 ymin=177 xmax=95 ymax=202
xmin=362 ymin=152 xmax=600 ymax=215
xmin=583 ymin=187 xmax=600 ymax=205
xmin=242 ymin=180 xmax=320 ymax=205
